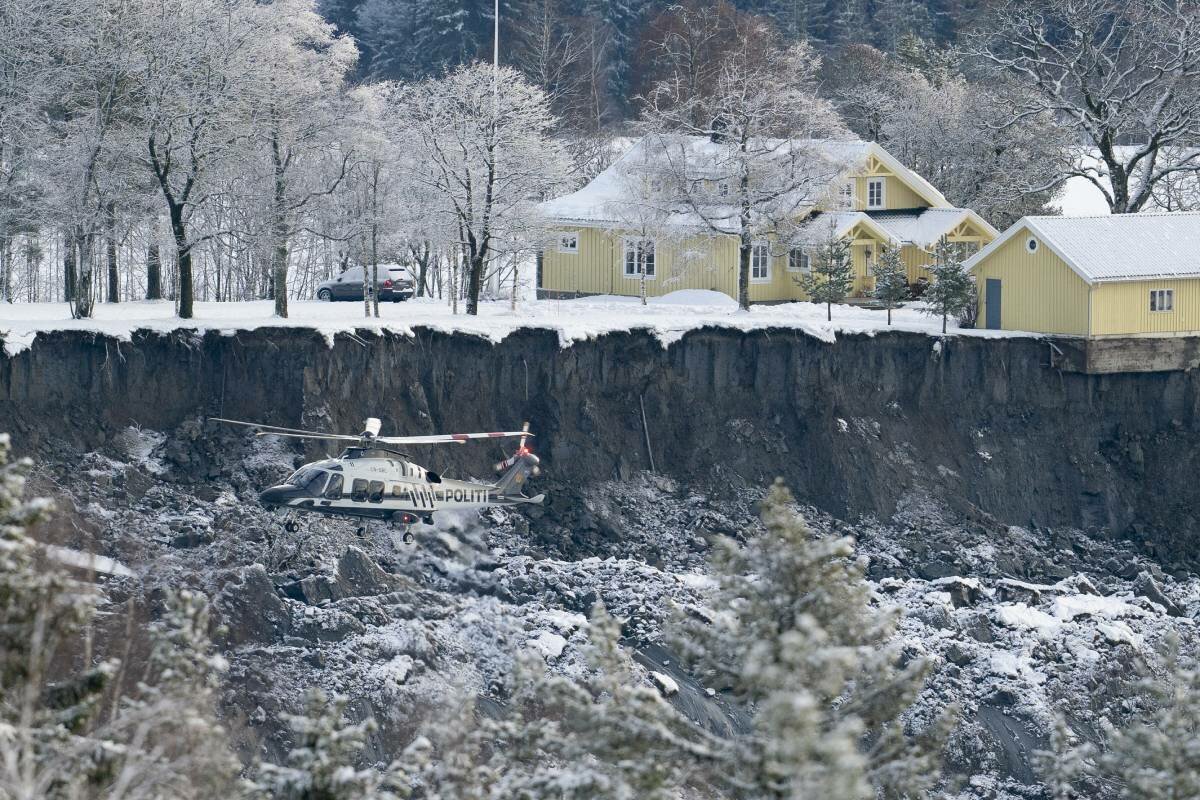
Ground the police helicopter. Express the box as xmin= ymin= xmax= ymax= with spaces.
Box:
xmin=212 ymin=416 xmax=543 ymax=537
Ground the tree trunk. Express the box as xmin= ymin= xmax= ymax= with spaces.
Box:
xmin=105 ymin=201 xmax=118 ymax=302
xmin=168 ymin=205 xmax=194 ymax=319
xmin=71 ymin=229 xmax=95 ymax=319
xmin=64 ymin=233 xmax=76 ymax=303
xmin=827 ymin=301 xmax=831 ymax=322
xmin=887 ymin=305 xmax=892 ymax=325
xmin=271 ymin=135 xmax=290 ymax=318
xmin=466 ymin=251 xmax=485 ymax=316
xmin=942 ymin=313 xmax=948 ymax=334
xmin=146 ymin=243 xmax=162 ymax=300
xmin=0 ymin=236 xmax=11 ymax=303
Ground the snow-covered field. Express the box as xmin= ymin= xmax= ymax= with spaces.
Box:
xmin=0 ymin=292 xmax=1030 ymax=357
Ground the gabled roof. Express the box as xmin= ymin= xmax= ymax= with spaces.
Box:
xmin=867 ymin=208 xmax=999 ymax=249
xmin=964 ymin=212 xmax=1200 ymax=284
xmin=792 ymin=211 xmax=902 ymax=246
xmin=537 ymin=136 xmax=950 ymax=229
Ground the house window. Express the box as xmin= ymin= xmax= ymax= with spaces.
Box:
xmin=867 ymin=178 xmax=885 ymax=209
xmin=839 ymin=182 xmax=855 ymax=209
xmin=1150 ymin=289 xmax=1174 ymax=312
xmin=623 ymin=238 xmax=656 ymax=279
xmin=718 ymin=181 xmax=730 ymax=197
xmin=788 ymin=248 xmax=811 ymax=273
xmin=1026 ymin=237 xmax=1039 ymax=254
xmin=558 ymin=233 xmax=578 ymax=254
xmin=751 ymin=242 xmax=771 ymax=282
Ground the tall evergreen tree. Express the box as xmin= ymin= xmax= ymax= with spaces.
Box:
xmin=800 ymin=223 xmax=855 ymax=321
xmin=872 ymin=245 xmax=909 ymax=325
xmin=922 ymin=235 xmax=974 ymax=333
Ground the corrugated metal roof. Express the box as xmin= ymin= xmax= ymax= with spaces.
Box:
xmin=965 ymin=212 xmax=1200 ymax=284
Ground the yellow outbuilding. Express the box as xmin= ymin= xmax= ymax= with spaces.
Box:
xmin=965 ymin=213 xmax=1200 ymax=337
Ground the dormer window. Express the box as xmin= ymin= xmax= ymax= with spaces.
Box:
xmin=867 ymin=178 xmax=885 ymax=209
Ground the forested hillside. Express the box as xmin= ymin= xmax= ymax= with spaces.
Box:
xmin=320 ymin=0 xmax=986 ymax=120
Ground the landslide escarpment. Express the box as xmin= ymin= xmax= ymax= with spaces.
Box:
xmin=2 ymin=326 xmax=1198 ymax=561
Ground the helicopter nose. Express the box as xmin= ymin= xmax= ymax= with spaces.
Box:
xmin=259 ymin=485 xmax=295 ymax=506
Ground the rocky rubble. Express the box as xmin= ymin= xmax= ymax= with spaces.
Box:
xmin=26 ymin=422 xmax=1200 ymax=797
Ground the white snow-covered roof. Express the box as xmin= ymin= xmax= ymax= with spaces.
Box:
xmin=867 ymin=208 xmax=999 ymax=249
xmin=538 ymin=135 xmax=950 ymax=229
xmin=965 ymin=212 xmax=1200 ymax=284
xmin=791 ymin=211 xmax=902 ymax=246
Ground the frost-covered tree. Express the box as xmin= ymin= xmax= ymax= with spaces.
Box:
xmin=132 ymin=0 xmax=261 ymax=318
xmin=415 ymin=483 xmax=949 ymax=799
xmin=671 ymin=480 xmax=952 ymax=798
xmin=242 ymin=0 xmax=358 ymax=318
xmin=413 ymin=604 xmax=715 ymax=799
xmin=922 ymin=236 xmax=974 ymax=334
xmin=872 ymin=245 xmax=908 ymax=325
xmin=255 ymin=690 xmax=384 ymax=800
xmin=1043 ymin=634 xmax=1200 ymax=800
xmin=640 ymin=20 xmax=850 ymax=310
xmin=972 ymin=0 xmax=1200 ymax=214
xmin=390 ymin=63 xmax=570 ymax=315
xmin=0 ymin=434 xmax=241 ymax=799
xmin=826 ymin=43 xmax=1068 ymax=228
xmin=800 ymin=223 xmax=855 ymax=321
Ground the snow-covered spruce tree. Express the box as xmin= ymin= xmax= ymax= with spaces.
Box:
xmin=671 ymin=480 xmax=953 ymax=799
xmin=412 ymin=604 xmax=718 ymax=800
xmin=872 ymin=245 xmax=908 ymax=325
xmin=255 ymin=689 xmax=383 ymax=800
xmin=922 ymin=236 xmax=974 ymax=334
xmin=1080 ymin=634 xmax=1200 ymax=800
xmin=104 ymin=590 xmax=243 ymax=799
xmin=799 ymin=223 xmax=855 ymax=321
xmin=1 ymin=433 xmax=243 ymax=799
xmin=0 ymin=432 xmax=114 ymax=797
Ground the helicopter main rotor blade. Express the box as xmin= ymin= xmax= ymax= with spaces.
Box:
xmin=376 ymin=431 xmax=535 ymax=446
xmin=210 ymin=417 xmax=354 ymax=439
xmin=253 ymin=431 xmax=363 ymax=442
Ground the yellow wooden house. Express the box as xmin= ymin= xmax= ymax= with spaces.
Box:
xmin=966 ymin=213 xmax=1200 ymax=337
xmin=536 ymin=137 xmax=997 ymax=303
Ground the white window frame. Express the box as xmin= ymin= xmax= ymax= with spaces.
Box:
xmin=866 ymin=177 xmax=885 ymax=209
xmin=751 ymin=242 xmax=771 ymax=283
xmin=623 ymin=238 xmax=656 ymax=280
xmin=838 ymin=181 xmax=856 ymax=209
xmin=1150 ymin=288 xmax=1174 ymax=312
xmin=557 ymin=233 xmax=579 ymax=254
xmin=787 ymin=247 xmax=811 ymax=274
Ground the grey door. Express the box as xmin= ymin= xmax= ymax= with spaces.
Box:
xmin=985 ymin=278 xmax=1002 ymax=329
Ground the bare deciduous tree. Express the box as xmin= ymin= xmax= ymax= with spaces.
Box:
xmin=972 ymin=0 xmax=1200 ymax=214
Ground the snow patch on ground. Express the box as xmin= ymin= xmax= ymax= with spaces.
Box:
xmin=0 ymin=295 xmax=1034 ymax=356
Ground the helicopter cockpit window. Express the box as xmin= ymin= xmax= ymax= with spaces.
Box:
xmin=324 ymin=473 xmax=344 ymax=499
xmin=351 ymin=479 xmax=369 ymax=502
xmin=368 ymin=481 xmax=385 ymax=503
xmin=288 ymin=468 xmax=330 ymax=496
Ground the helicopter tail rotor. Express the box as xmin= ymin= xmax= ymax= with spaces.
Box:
xmin=494 ymin=423 xmax=541 ymax=497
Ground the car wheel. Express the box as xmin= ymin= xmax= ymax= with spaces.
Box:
xmin=317 ymin=288 xmax=332 ymax=302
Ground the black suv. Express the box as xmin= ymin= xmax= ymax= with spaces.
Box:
xmin=316 ymin=265 xmax=414 ymax=302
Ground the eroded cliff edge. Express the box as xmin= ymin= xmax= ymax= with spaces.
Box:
xmin=2 ymin=326 xmax=1195 ymax=564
